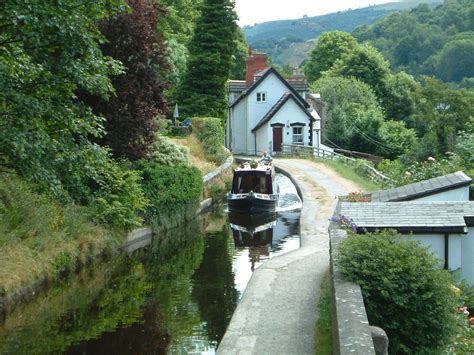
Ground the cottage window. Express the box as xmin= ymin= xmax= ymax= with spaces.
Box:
xmin=292 ymin=126 xmax=303 ymax=144
xmin=256 ymin=92 xmax=266 ymax=102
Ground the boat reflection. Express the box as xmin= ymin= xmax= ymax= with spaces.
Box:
xmin=228 ymin=211 xmax=299 ymax=272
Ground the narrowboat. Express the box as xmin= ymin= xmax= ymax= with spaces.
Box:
xmin=227 ymin=157 xmax=279 ymax=213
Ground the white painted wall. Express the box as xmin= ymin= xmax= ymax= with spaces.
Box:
xmin=246 ymin=73 xmax=290 ymax=154
xmin=412 ymin=187 xmax=470 ymax=202
xmin=403 ymin=232 xmax=471 ymax=283
xmin=462 ymin=227 xmax=474 ymax=285
xmin=229 ymin=100 xmax=248 ymax=154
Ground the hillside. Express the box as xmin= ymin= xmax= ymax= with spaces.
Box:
xmin=354 ymin=0 xmax=474 ymax=85
xmin=243 ymin=0 xmax=442 ymax=66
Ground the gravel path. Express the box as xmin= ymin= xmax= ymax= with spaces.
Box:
xmin=218 ymin=159 xmax=362 ymax=355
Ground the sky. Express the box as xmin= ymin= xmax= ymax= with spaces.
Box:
xmin=235 ymin=0 xmax=398 ymax=26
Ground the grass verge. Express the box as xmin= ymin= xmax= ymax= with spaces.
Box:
xmin=315 ymin=269 xmax=333 ymax=355
xmin=0 ymin=174 xmax=121 ymax=295
xmin=312 ymin=158 xmax=380 ymax=192
xmin=172 ymin=134 xmax=217 ymax=175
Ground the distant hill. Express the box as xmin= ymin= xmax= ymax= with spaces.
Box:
xmin=243 ymin=0 xmax=442 ymax=67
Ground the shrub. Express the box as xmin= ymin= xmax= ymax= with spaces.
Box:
xmin=91 ymin=160 xmax=148 ymax=230
xmin=134 ymin=160 xmax=202 ymax=226
xmin=192 ymin=117 xmax=229 ymax=164
xmin=148 ymin=135 xmax=190 ymax=167
xmin=337 ymin=230 xmax=457 ymax=354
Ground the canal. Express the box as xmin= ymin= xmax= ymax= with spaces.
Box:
xmin=0 ymin=174 xmax=301 ymax=354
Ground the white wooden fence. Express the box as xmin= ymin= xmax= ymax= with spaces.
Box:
xmin=281 ymin=143 xmax=391 ymax=184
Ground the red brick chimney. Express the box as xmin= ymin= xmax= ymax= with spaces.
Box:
xmin=245 ymin=47 xmax=269 ymax=87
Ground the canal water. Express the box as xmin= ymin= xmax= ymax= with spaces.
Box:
xmin=0 ymin=175 xmax=301 ymax=354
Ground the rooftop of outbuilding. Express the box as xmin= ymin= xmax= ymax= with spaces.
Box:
xmin=370 ymin=171 xmax=472 ymax=202
xmin=340 ymin=201 xmax=474 ymax=234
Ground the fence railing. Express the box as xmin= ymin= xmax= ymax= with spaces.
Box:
xmin=281 ymin=143 xmax=391 ymax=184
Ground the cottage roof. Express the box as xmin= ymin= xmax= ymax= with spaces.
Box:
xmin=229 ymin=67 xmax=309 ymax=109
xmin=340 ymin=201 xmax=474 ymax=234
xmin=370 ymin=171 xmax=472 ymax=202
xmin=251 ymin=92 xmax=316 ymax=133
xmin=228 ymin=80 xmax=246 ymax=92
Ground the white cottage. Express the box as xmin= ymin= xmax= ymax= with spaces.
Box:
xmin=226 ymin=51 xmax=331 ymax=156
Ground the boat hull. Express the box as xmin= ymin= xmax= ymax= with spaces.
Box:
xmin=228 ymin=193 xmax=277 ymax=213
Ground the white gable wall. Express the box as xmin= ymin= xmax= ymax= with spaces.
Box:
xmin=246 ymin=73 xmax=291 ymax=154
xmin=410 ymin=186 xmax=470 ymax=202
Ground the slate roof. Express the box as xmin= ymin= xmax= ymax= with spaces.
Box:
xmin=370 ymin=171 xmax=472 ymax=202
xmin=340 ymin=201 xmax=474 ymax=234
xmin=230 ymin=67 xmax=309 ymax=109
xmin=228 ymin=80 xmax=246 ymax=92
xmin=251 ymin=92 xmax=315 ymax=133
xmin=288 ymin=79 xmax=309 ymax=92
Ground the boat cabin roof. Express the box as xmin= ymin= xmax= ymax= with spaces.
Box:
xmin=234 ymin=162 xmax=273 ymax=175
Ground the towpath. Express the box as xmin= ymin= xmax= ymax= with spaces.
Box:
xmin=218 ymin=158 xmax=361 ymax=354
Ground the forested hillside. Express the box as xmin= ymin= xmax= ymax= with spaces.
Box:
xmin=354 ymin=0 xmax=474 ymax=86
xmin=243 ymin=0 xmax=441 ymax=66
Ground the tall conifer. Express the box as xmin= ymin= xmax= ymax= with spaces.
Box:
xmin=176 ymin=0 xmax=238 ymax=120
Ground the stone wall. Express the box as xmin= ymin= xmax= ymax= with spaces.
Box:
xmin=329 ymin=201 xmax=389 ymax=354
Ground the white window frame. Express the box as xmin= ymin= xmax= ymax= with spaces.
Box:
xmin=256 ymin=92 xmax=266 ymax=102
xmin=292 ymin=126 xmax=304 ymax=144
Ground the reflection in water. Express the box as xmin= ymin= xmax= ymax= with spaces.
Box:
xmin=0 ymin=175 xmax=301 ymax=354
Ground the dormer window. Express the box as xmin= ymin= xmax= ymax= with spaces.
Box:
xmin=256 ymin=92 xmax=266 ymax=102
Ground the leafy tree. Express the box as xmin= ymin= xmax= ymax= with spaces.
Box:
xmin=87 ymin=0 xmax=171 ymax=161
xmin=383 ymin=71 xmax=420 ymax=121
xmin=304 ymin=31 xmax=358 ymax=83
xmin=0 ymin=0 xmax=126 ymax=198
xmin=175 ymin=0 xmax=238 ymax=119
xmin=330 ymin=44 xmax=391 ymax=99
xmin=315 ymin=76 xmax=385 ymax=153
xmin=412 ymin=77 xmax=474 ymax=154
xmin=378 ymin=120 xmax=417 ymax=159
xmin=435 ymin=37 xmax=474 ymax=82
xmin=229 ymin=28 xmax=250 ymax=80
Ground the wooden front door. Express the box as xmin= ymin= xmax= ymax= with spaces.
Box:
xmin=273 ymin=127 xmax=283 ymax=152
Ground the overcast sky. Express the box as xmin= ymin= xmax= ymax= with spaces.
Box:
xmin=235 ymin=0 xmax=397 ymax=26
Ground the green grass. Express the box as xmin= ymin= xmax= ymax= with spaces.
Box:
xmin=0 ymin=174 xmax=121 ymax=294
xmin=312 ymin=158 xmax=381 ymax=192
xmin=315 ymin=269 xmax=333 ymax=354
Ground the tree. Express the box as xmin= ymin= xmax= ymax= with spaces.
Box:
xmin=315 ymin=76 xmax=385 ymax=153
xmin=0 ymin=0 xmax=126 ymax=198
xmin=378 ymin=120 xmax=417 ymax=159
xmin=304 ymin=31 xmax=358 ymax=83
xmin=436 ymin=38 xmax=474 ymax=82
xmin=413 ymin=77 xmax=474 ymax=155
xmin=175 ymin=0 xmax=238 ymax=119
xmin=87 ymin=0 xmax=171 ymax=160
xmin=383 ymin=71 xmax=420 ymax=121
xmin=330 ymin=44 xmax=391 ymax=98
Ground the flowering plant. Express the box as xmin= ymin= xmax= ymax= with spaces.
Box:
xmin=330 ymin=214 xmax=358 ymax=233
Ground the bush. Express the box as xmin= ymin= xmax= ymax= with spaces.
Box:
xmin=91 ymin=160 xmax=148 ymax=230
xmin=148 ymin=135 xmax=190 ymax=167
xmin=337 ymin=230 xmax=457 ymax=354
xmin=134 ymin=160 xmax=202 ymax=226
xmin=192 ymin=117 xmax=229 ymax=164
xmin=379 ymin=156 xmax=460 ymax=187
